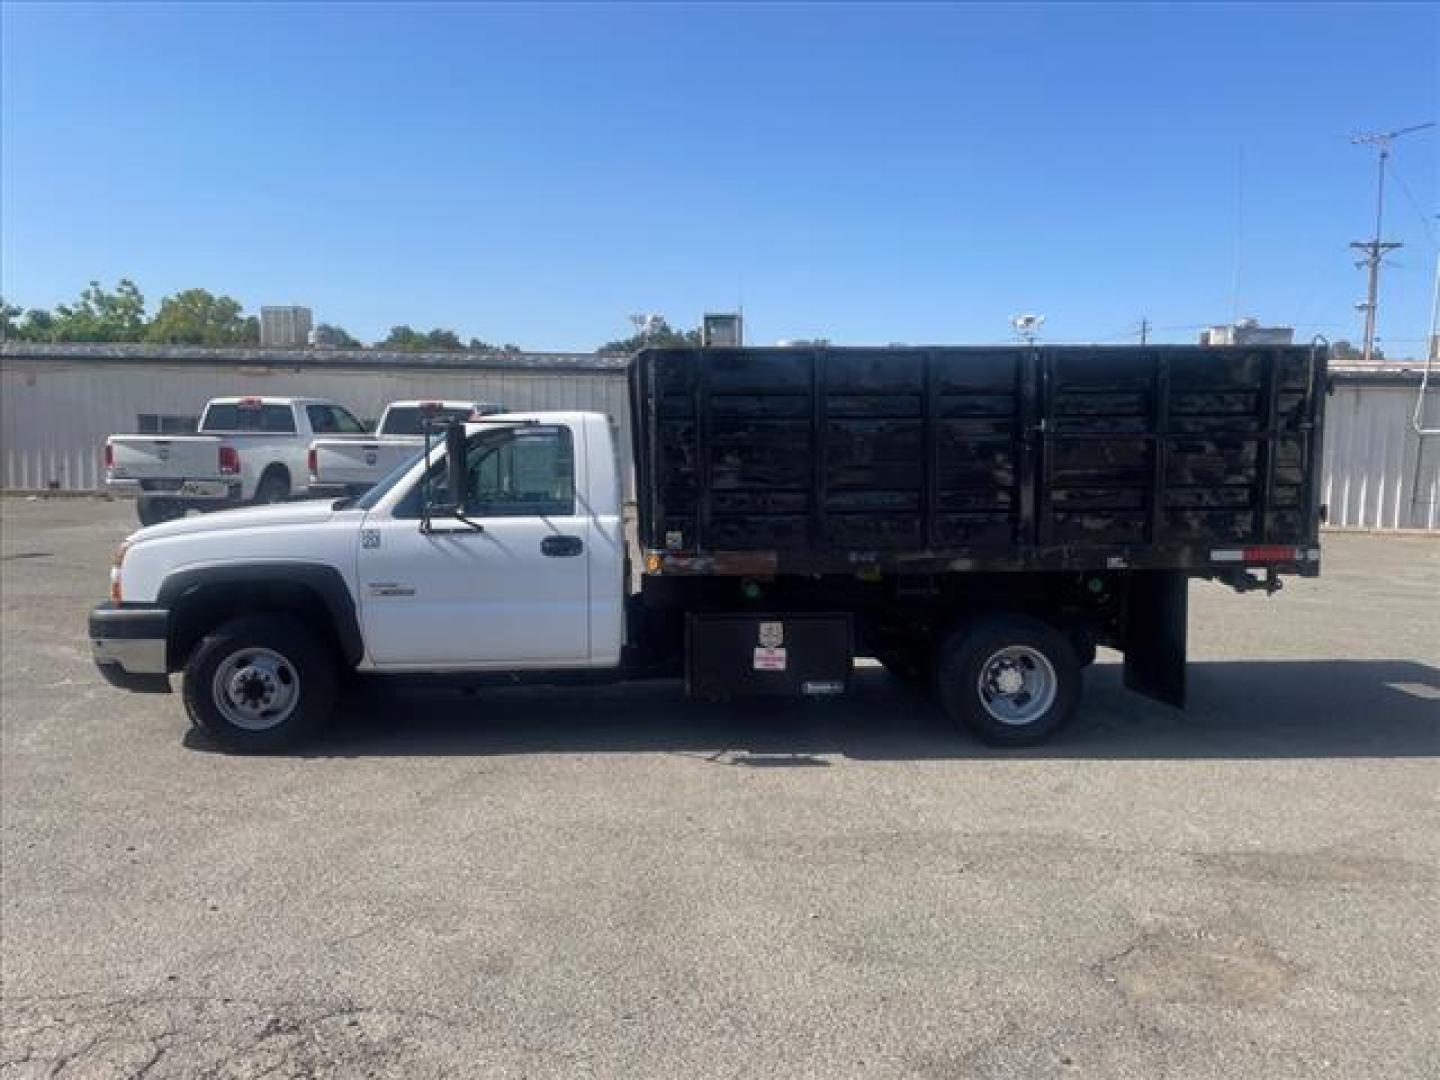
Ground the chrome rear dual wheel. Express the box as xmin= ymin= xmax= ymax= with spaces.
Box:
xmin=937 ymin=616 xmax=1080 ymax=746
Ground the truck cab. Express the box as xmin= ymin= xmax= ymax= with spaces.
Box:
xmin=91 ymin=412 xmax=625 ymax=749
xmin=345 ymin=411 xmax=623 ymax=670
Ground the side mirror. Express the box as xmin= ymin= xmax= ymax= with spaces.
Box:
xmin=420 ymin=420 xmax=469 ymax=527
xmin=444 ymin=421 xmax=467 ymax=510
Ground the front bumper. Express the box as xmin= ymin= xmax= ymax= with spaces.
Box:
xmin=90 ymin=604 xmax=171 ymax=693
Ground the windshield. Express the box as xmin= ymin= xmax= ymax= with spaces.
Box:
xmin=381 ymin=406 xmax=474 ymax=436
xmin=201 ymin=402 xmax=296 ymax=433
xmin=352 ymin=447 xmax=428 ymax=510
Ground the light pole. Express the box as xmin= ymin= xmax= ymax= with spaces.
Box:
xmin=1010 ymin=314 xmax=1045 ymax=346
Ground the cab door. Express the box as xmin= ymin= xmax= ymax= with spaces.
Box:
xmin=357 ymin=423 xmax=591 ymax=668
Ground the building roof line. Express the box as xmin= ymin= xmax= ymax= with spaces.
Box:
xmin=0 ymin=341 xmax=631 ymax=373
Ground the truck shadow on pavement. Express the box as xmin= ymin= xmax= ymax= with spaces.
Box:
xmin=181 ymin=656 xmax=1440 ymax=761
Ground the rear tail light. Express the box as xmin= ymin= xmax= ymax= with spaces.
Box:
xmin=1242 ymin=545 xmax=1299 ymax=563
xmin=103 ymin=443 xmax=114 ymax=469
xmin=238 ymin=396 xmax=263 ymax=409
xmin=307 ymin=447 xmax=318 ymax=477
xmin=218 ymin=446 xmax=241 ymax=475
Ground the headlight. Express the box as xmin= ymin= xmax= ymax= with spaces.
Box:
xmin=110 ymin=541 xmax=129 ymax=603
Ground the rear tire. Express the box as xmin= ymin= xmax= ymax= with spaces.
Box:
xmin=936 ymin=615 xmax=1081 ymax=747
xmin=253 ymin=469 xmax=290 ymax=506
xmin=182 ymin=614 xmax=337 ymax=752
xmin=136 ymin=498 xmax=184 ymax=526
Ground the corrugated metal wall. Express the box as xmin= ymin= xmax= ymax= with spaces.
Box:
xmin=1322 ymin=379 xmax=1438 ymax=530
xmin=0 ymin=360 xmax=633 ymax=494
xmin=3 ymin=358 xmax=1437 ymax=532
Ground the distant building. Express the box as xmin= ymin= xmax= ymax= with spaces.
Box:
xmin=1200 ymin=318 xmax=1294 ymax=346
xmin=260 ymin=306 xmax=314 ymax=348
xmin=701 ymin=312 xmax=743 ymax=347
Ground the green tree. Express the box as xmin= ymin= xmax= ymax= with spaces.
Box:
xmin=378 ymin=325 xmax=420 ymax=349
xmin=50 ymin=279 xmax=148 ymax=342
xmin=377 ymin=326 xmax=466 ymax=351
xmin=314 ymin=323 xmax=360 ymax=347
xmin=145 ymin=289 xmax=258 ymax=345
xmin=20 ymin=309 xmax=55 ymax=340
xmin=1330 ymin=339 xmax=1382 ymax=363
xmin=597 ymin=316 xmax=700 ymax=354
xmin=21 ymin=306 xmax=55 ymax=339
xmin=422 ymin=329 xmax=464 ymax=350
xmin=0 ymin=299 xmax=22 ymax=340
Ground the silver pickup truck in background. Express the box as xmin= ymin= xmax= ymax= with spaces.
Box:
xmin=307 ymin=399 xmax=504 ymax=497
xmin=105 ymin=396 xmax=367 ymax=524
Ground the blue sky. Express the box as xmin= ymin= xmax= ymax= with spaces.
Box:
xmin=3 ymin=2 xmax=1436 ymax=352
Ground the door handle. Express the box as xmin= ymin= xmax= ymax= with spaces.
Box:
xmin=541 ymin=535 xmax=584 ymax=557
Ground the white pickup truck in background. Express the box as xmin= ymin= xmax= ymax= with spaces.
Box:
xmin=105 ymin=396 xmax=367 ymax=524
xmin=307 ymin=399 xmax=503 ymax=497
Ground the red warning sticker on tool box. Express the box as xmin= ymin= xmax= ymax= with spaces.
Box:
xmin=753 ymin=646 xmax=788 ymax=671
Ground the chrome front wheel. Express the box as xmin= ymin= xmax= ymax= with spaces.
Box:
xmin=211 ymin=647 xmax=300 ymax=731
xmin=183 ymin=614 xmax=337 ymax=752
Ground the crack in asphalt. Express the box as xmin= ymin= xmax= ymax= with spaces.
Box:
xmin=1 ymin=990 xmax=469 ymax=1079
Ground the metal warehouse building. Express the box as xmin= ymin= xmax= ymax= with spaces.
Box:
xmin=2 ymin=342 xmax=1437 ymax=530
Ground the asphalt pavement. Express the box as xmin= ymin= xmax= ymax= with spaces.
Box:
xmin=2 ymin=497 xmax=1437 ymax=1078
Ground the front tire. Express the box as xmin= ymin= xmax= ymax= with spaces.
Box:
xmin=936 ymin=615 xmax=1081 ymax=747
xmin=182 ymin=614 xmax=337 ymax=752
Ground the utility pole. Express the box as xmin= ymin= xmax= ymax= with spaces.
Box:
xmin=1139 ymin=317 xmax=1150 ymax=345
xmin=1351 ymin=121 xmax=1435 ymax=364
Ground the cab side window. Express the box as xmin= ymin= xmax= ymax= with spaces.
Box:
xmin=307 ymin=404 xmax=366 ymax=434
xmin=398 ymin=426 xmax=575 ymax=518
xmin=464 ymin=427 xmax=575 ymax=516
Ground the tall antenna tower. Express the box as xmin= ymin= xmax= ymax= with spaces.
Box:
xmin=1350 ymin=121 xmax=1435 ymax=363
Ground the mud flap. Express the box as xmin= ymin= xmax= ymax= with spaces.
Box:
xmin=1122 ymin=570 xmax=1188 ymax=708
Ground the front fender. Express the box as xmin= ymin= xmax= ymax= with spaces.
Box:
xmin=156 ymin=562 xmax=364 ymax=667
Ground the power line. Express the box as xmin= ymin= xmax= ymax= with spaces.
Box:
xmin=1387 ymin=157 xmax=1439 ymax=250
